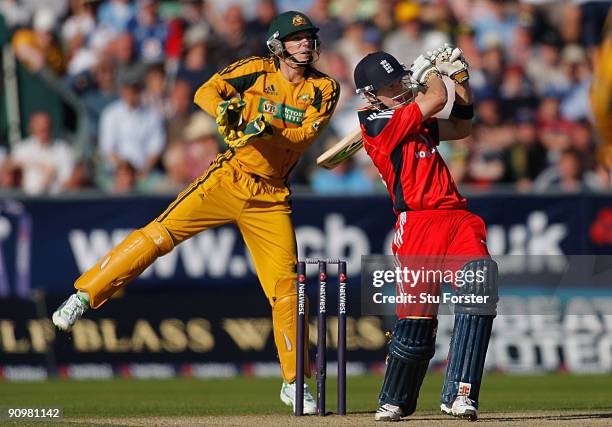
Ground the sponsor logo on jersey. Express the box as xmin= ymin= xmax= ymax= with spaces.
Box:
xmin=415 ymin=147 xmax=437 ymax=158
xmin=264 ymin=84 xmax=277 ymax=95
xmin=258 ymin=98 xmax=305 ymax=124
xmin=262 ymin=100 xmax=278 ymax=115
xmin=366 ymin=111 xmax=393 ymax=121
xmin=298 ymin=92 xmax=311 ymax=104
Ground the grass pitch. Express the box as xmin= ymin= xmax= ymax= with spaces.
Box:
xmin=1 ymin=373 xmax=611 ymax=425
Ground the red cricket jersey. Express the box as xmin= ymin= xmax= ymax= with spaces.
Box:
xmin=358 ymin=102 xmax=467 ymax=213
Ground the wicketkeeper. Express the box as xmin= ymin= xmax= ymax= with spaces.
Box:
xmin=53 ymin=11 xmax=339 ymax=414
xmin=353 ymin=46 xmax=498 ymax=421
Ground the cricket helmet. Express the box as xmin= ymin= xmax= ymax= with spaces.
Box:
xmin=354 ymin=51 xmax=422 ymax=111
xmin=266 ymin=11 xmax=320 ymax=65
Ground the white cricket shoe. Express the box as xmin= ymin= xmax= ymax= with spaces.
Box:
xmin=52 ymin=292 xmax=89 ymax=331
xmin=440 ymin=395 xmax=478 ymax=421
xmin=280 ymin=381 xmax=317 ymax=415
xmin=375 ymin=403 xmax=403 ymax=421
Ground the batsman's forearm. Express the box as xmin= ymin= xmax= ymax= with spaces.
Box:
xmin=454 ymin=81 xmax=473 ymax=105
xmin=426 ymin=73 xmax=448 ymax=101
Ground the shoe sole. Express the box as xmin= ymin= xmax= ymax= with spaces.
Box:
xmin=374 ymin=414 xmax=401 ymax=422
xmin=455 ymin=409 xmax=478 ymax=421
xmin=440 ymin=404 xmax=452 ymax=416
xmin=52 ymin=312 xmax=69 ymax=331
xmin=441 ymin=404 xmax=478 ymax=421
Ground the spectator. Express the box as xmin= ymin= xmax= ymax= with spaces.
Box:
xmin=62 ymin=0 xmax=97 ymax=76
xmin=157 ymin=144 xmax=190 ymax=193
xmin=80 ymin=58 xmax=119 ymax=141
xmin=182 ymin=112 xmax=221 ymax=181
xmin=0 ymin=0 xmax=31 ymax=30
xmin=165 ymin=0 xmax=210 ymax=71
xmin=108 ymin=32 xmax=142 ymax=85
xmin=537 ymin=93 xmax=574 ymax=165
xmin=63 ymin=161 xmax=95 ymax=192
xmin=99 ymin=67 xmax=166 ymax=180
xmin=498 ymin=65 xmax=537 ymax=118
xmin=383 ymin=2 xmax=425 ymax=64
xmin=165 ymin=79 xmax=194 ymax=146
xmin=534 ymin=147 xmax=599 ymax=192
xmin=12 ymin=8 xmax=64 ymax=74
xmin=307 ymin=0 xmax=344 ymax=46
xmin=247 ymin=0 xmax=279 ymax=45
xmin=311 ymin=157 xmax=375 ymax=194
xmin=141 ymin=63 xmax=168 ymax=116
xmin=209 ymin=4 xmax=260 ymax=67
xmin=559 ymin=44 xmax=592 ymax=121
xmin=11 ymin=112 xmax=75 ymax=195
xmin=97 ymin=0 xmax=135 ymax=33
xmin=311 ymin=135 xmax=375 ymax=194
xmin=4 ymin=0 xmax=608 ymax=195
xmin=525 ymin=30 xmax=568 ymax=96
xmin=110 ymin=160 xmax=139 ymax=194
xmin=0 ymin=157 xmax=21 ymax=190
xmin=127 ymin=0 xmax=168 ymax=64
xmin=505 ymin=110 xmax=547 ymax=190
xmin=175 ymin=25 xmax=215 ymax=99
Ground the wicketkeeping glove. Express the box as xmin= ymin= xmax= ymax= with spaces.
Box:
xmin=409 ymin=54 xmax=439 ymax=86
xmin=428 ymin=43 xmax=470 ymax=84
xmin=225 ymin=113 xmax=274 ymax=148
xmin=216 ymin=97 xmax=246 ymax=140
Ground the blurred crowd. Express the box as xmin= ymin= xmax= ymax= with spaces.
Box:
xmin=0 ymin=0 xmax=610 ymax=196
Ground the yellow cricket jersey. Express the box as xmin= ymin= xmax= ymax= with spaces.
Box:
xmin=194 ymin=56 xmax=340 ymax=180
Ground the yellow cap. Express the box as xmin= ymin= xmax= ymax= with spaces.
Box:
xmin=395 ymin=2 xmax=420 ymax=24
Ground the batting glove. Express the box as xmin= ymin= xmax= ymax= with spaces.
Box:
xmin=409 ymin=54 xmax=439 ymax=86
xmin=216 ymin=97 xmax=246 ymax=139
xmin=225 ymin=113 xmax=273 ymax=148
xmin=428 ymin=43 xmax=470 ymax=84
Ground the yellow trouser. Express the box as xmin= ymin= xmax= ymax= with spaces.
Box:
xmin=75 ymin=151 xmax=309 ymax=382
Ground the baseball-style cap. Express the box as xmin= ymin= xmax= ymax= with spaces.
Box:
xmin=354 ymin=51 xmax=408 ymax=93
xmin=267 ymin=11 xmax=319 ymax=41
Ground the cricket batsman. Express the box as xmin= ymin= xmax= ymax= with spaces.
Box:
xmin=52 ymin=11 xmax=339 ymax=414
xmin=353 ymin=47 xmax=498 ymax=421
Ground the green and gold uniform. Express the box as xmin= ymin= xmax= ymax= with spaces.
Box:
xmin=73 ymin=54 xmax=339 ymax=383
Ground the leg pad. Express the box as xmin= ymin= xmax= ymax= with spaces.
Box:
xmin=272 ymin=292 xmax=310 ymax=383
xmin=379 ymin=318 xmax=437 ymax=416
xmin=442 ymin=258 xmax=498 ymax=406
xmin=75 ymin=221 xmax=174 ymax=308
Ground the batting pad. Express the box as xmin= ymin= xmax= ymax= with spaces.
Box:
xmin=379 ymin=317 xmax=437 ymax=415
xmin=441 ymin=314 xmax=493 ymax=407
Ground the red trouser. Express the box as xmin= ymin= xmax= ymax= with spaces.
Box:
xmin=391 ymin=210 xmax=490 ymax=318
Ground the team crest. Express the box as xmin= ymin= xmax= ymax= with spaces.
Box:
xmin=298 ymin=93 xmax=311 ymax=104
xmin=292 ymin=15 xmax=306 ymax=26
xmin=262 ymin=100 xmax=278 ymax=115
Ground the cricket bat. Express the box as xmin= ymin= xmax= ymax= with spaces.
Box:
xmin=316 ymin=128 xmax=363 ymax=169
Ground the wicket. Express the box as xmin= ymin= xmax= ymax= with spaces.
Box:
xmin=295 ymin=258 xmax=347 ymax=416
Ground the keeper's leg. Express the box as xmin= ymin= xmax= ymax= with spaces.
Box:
xmin=75 ymin=221 xmax=174 ymax=308
xmin=53 ymin=158 xmax=239 ymax=330
xmin=376 ymin=317 xmax=437 ymax=421
xmin=441 ymin=258 xmax=498 ymax=420
xmin=237 ymin=203 xmax=310 ymax=381
xmin=238 ymin=203 xmax=315 ymax=413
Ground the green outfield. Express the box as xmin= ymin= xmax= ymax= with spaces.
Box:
xmin=2 ymin=373 xmax=612 ymax=425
